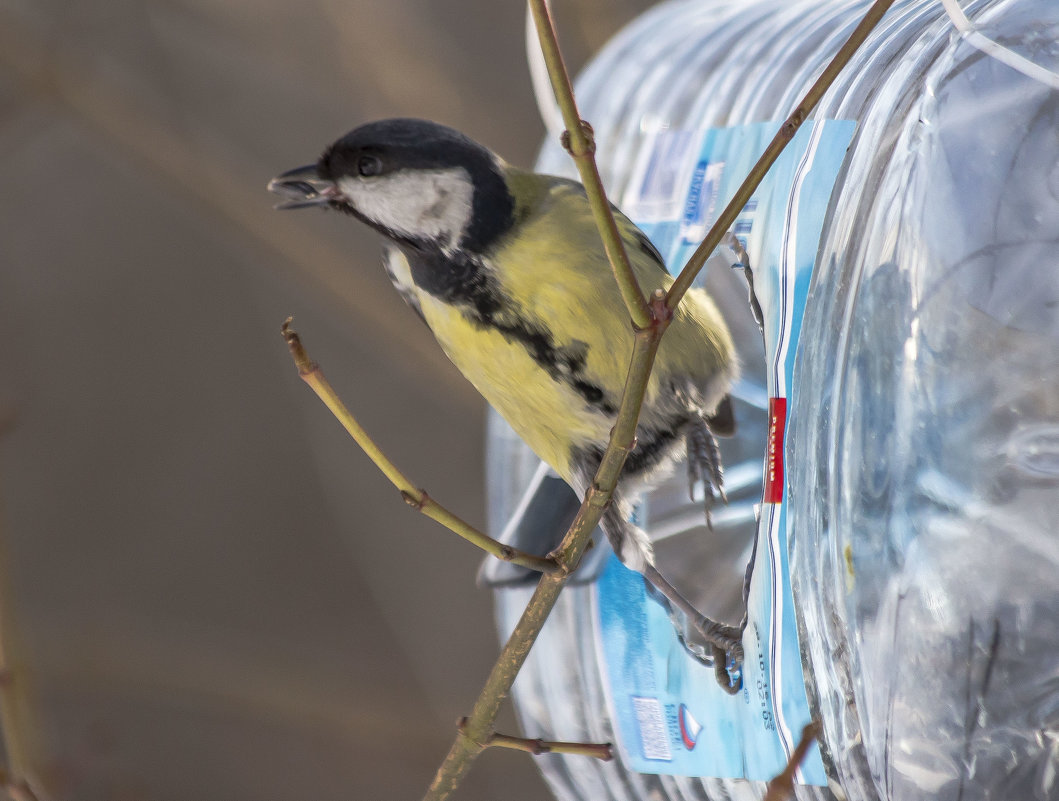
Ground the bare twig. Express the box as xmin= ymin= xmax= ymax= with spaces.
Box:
xmin=488 ymin=732 xmax=613 ymax=761
xmin=527 ymin=0 xmax=651 ymax=330
xmin=763 ymin=722 xmax=822 ymax=801
xmin=422 ymin=0 xmax=899 ymax=794
xmin=282 ymin=319 xmax=558 ymax=575
xmin=284 ymin=0 xmax=899 ymax=795
xmin=457 ymin=717 xmax=613 ymax=761
xmin=666 ymin=0 xmax=898 ymax=310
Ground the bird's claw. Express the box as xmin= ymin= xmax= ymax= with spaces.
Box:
xmin=687 ymin=418 xmax=726 ymax=525
xmin=697 ymin=619 xmax=744 ymax=694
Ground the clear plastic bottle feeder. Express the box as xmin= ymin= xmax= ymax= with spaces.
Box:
xmin=486 ymin=2 xmax=1059 ymax=799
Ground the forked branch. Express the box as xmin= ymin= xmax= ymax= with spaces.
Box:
xmin=424 ymin=0 xmax=897 ymax=792
xmin=458 ymin=717 xmax=613 ymax=762
xmin=282 ymin=319 xmax=557 ymax=575
xmin=527 ymin=0 xmax=651 ymax=330
xmin=281 ymin=0 xmax=899 ymax=798
xmin=665 ymin=0 xmax=898 ymax=309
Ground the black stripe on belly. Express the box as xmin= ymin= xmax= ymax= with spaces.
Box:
xmin=575 ymin=420 xmax=687 ymax=483
xmin=407 ymin=246 xmax=617 ymax=415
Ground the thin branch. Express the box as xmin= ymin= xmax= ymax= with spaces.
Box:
xmin=282 ymin=0 xmax=899 ymax=796
xmin=488 ymin=733 xmax=612 ymax=761
xmin=763 ymin=722 xmax=822 ymax=801
xmin=487 ymin=733 xmax=612 ymax=761
xmin=423 ymin=0 xmax=900 ymax=793
xmin=457 ymin=717 xmax=612 ymax=761
xmin=666 ymin=0 xmax=899 ymax=311
xmin=527 ymin=0 xmax=652 ymax=330
xmin=424 ymin=327 xmax=664 ymax=801
xmin=281 ymin=319 xmax=558 ymax=575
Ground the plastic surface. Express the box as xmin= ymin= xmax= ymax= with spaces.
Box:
xmin=488 ymin=0 xmax=1059 ymax=799
xmin=789 ymin=2 xmax=1059 ymax=799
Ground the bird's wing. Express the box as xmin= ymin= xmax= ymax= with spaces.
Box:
xmin=541 ymin=177 xmax=670 ymax=275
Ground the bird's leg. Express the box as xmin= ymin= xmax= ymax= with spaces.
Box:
xmin=721 ymin=231 xmax=764 ymax=339
xmin=642 ymin=564 xmax=744 ymax=695
xmin=600 ymin=500 xmax=744 ymax=693
xmin=686 ymin=416 xmax=726 ymax=525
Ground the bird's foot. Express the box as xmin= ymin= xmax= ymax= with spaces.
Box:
xmin=642 ymin=564 xmax=744 ymax=693
xmin=687 ymin=417 xmax=726 ymax=525
xmin=698 ymin=620 xmax=745 ymax=695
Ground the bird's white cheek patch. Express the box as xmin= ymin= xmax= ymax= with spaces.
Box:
xmin=338 ymin=168 xmax=474 ymax=249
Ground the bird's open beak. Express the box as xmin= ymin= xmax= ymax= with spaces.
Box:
xmin=267 ymin=164 xmax=340 ymax=210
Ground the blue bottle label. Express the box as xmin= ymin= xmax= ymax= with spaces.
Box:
xmin=596 ymin=119 xmax=856 ymax=783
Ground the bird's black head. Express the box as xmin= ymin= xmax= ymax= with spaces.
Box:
xmin=268 ymin=118 xmax=515 ymax=255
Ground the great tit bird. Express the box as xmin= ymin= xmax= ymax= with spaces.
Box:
xmin=269 ymin=118 xmax=743 ymax=679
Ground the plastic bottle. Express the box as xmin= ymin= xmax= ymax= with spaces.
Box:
xmin=487 ymin=1 xmax=1059 ymax=799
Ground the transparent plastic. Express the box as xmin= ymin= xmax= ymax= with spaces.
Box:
xmin=488 ymin=1 xmax=1059 ymax=799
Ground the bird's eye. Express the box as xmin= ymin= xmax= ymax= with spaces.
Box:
xmin=357 ymin=155 xmax=382 ymax=177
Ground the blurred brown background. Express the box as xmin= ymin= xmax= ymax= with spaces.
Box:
xmin=0 ymin=1 xmax=654 ymax=799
